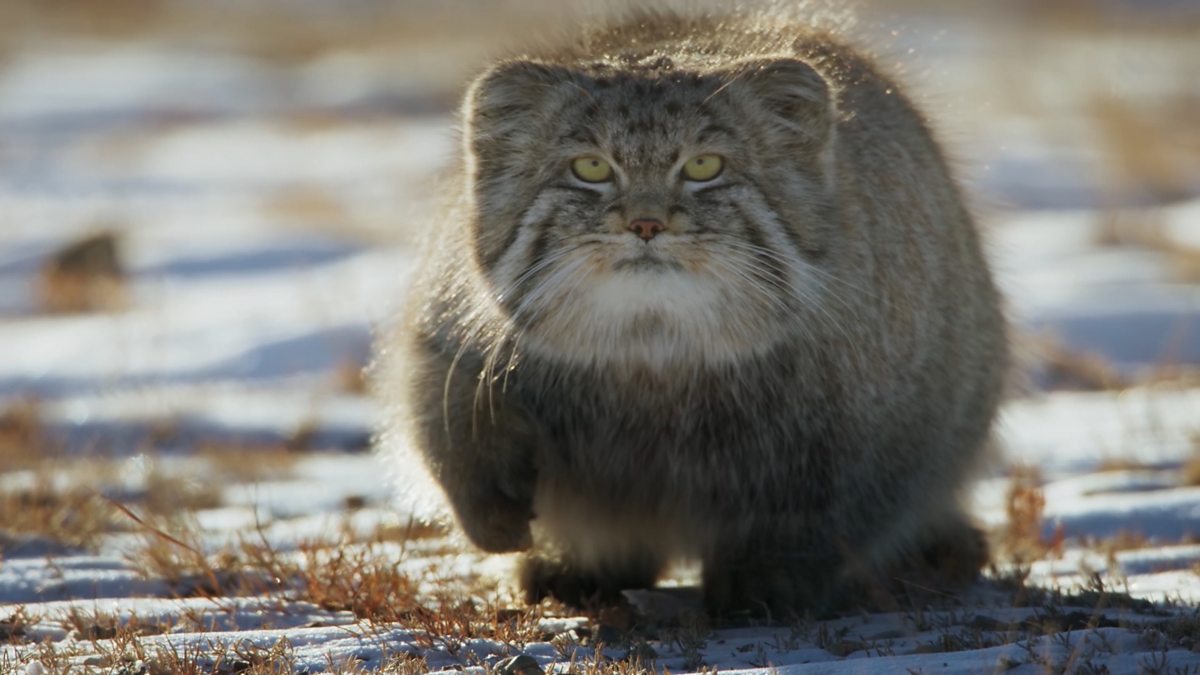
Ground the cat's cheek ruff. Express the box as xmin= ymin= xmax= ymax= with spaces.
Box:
xmin=512 ymin=265 xmax=802 ymax=369
xmin=520 ymin=272 xmax=733 ymax=367
xmin=486 ymin=194 xmax=560 ymax=306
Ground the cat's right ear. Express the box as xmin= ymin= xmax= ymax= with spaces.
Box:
xmin=462 ymin=61 xmax=574 ymax=268
xmin=464 ymin=60 xmax=573 ymax=160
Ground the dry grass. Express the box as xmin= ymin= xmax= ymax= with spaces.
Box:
xmin=1090 ymin=94 xmax=1200 ymax=206
xmin=335 ymin=359 xmax=370 ymax=396
xmin=119 ymin=509 xmax=537 ymax=640
xmin=0 ymin=0 xmax=561 ymax=72
xmin=199 ymin=442 xmax=300 ymax=483
xmin=971 ymin=6 xmax=1199 ymax=219
xmin=1030 ymin=330 xmax=1200 ymax=391
xmin=1138 ymin=365 xmax=1200 ymax=390
xmin=142 ymin=469 xmax=224 ymax=515
xmin=78 ymin=513 xmax=557 ymax=671
xmin=6 ymin=469 xmax=1192 ymax=672
xmin=1 ymin=606 xmax=35 ymax=644
xmin=1071 ymin=530 xmax=1158 ymax=561
xmin=0 ymin=401 xmax=115 ymax=550
xmin=1093 ymin=208 xmax=1166 ymax=248
xmin=123 ymin=511 xmax=232 ymax=598
xmin=1035 ymin=337 xmax=1128 ymax=391
xmin=0 ymin=479 xmax=114 ymax=551
xmin=0 ymin=0 xmax=172 ymax=44
xmin=9 ymin=625 xmax=307 ymax=675
xmin=0 ymin=399 xmax=56 ymax=470
xmin=0 ymin=402 xmax=231 ymax=553
xmin=1092 ymin=458 xmax=1157 ymax=473
xmin=261 ymin=185 xmax=351 ymax=229
xmin=1182 ymin=433 xmax=1200 ymax=487
xmin=1095 ymin=209 xmax=1200 ymax=284
xmin=0 ymin=456 xmax=231 ymax=554
xmin=995 ymin=466 xmax=1064 ymax=566
xmin=36 ymin=230 xmax=127 ymax=314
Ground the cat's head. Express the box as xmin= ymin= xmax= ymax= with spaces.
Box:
xmin=462 ymin=55 xmax=839 ymax=367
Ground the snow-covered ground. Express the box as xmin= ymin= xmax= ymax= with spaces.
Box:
xmin=2 ymin=4 xmax=1199 ymax=674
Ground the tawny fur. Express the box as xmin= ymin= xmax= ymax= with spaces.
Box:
xmin=377 ymin=11 xmax=1007 ymax=617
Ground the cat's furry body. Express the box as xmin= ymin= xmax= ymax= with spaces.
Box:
xmin=379 ymin=12 xmax=1007 ymax=616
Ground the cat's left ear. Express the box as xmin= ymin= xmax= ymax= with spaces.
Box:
xmin=729 ymin=58 xmax=834 ymax=150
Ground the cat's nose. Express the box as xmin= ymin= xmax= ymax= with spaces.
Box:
xmin=628 ymin=218 xmax=665 ymax=241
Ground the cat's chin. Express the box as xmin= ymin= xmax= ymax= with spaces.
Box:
xmin=516 ymin=271 xmax=786 ymax=368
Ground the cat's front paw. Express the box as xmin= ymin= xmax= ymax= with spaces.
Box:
xmin=452 ymin=489 xmax=534 ymax=553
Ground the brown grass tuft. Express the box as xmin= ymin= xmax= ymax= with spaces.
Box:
xmin=142 ymin=470 xmax=224 ymax=515
xmin=1095 ymin=209 xmax=1200 ymax=284
xmin=1091 ymin=530 xmax=1152 ymax=556
xmin=996 ymin=466 xmax=1064 ymax=565
xmin=0 ymin=449 xmax=240 ymax=556
xmin=0 ymin=477 xmax=115 ymax=551
xmin=262 ymin=185 xmax=350 ymax=229
xmin=1093 ymin=458 xmax=1154 ymax=473
xmin=119 ymin=513 xmax=546 ymax=658
xmin=199 ymin=442 xmax=300 ymax=483
xmin=1036 ymin=337 xmax=1127 ymax=391
xmin=37 ymin=230 xmax=127 ymax=314
xmin=285 ymin=418 xmax=320 ymax=452
xmin=1182 ymin=434 xmax=1200 ymax=487
xmin=10 ymin=617 xmax=302 ymax=675
xmin=335 ymin=359 xmax=369 ymax=395
xmin=1 ymin=607 xmax=34 ymax=644
xmin=1094 ymin=209 xmax=1167 ymax=248
xmin=1090 ymin=95 xmax=1200 ymax=204
xmin=0 ymin=398 xmax=55 ymax=470
xmin=112 ymin=501 xmax=234 ymax=597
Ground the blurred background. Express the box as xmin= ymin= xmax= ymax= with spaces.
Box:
xmin=0 ymin=0 xmax=1198 ymax=555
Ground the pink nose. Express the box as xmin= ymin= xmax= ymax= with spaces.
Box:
xmin=628 ymin=218 xmax=665 ymax=241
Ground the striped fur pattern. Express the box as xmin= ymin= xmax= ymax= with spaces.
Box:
xmin=381 ymin=12 xmax=1008 ymax=617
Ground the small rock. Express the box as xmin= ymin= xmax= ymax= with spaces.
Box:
xmin=494 ymin=653 xmax=544 ymax=675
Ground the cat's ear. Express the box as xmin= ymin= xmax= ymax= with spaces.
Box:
xmin=464 ymin=60 xmax=574 ymax=158
xmin=462 ymin=60 xmax=575 ymax=267
xmin=730 ymin=58 xmax=834 ymax=149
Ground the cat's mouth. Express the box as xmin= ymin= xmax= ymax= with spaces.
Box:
xmin=610 ymin=250 xmax=685 ymax=273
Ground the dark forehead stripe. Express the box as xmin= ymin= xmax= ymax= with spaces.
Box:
xmin=562 ymin=128 xmax=600 ymax=145
xmin=552 ymin=67 xmax=725 ymax=161
xmin=697 ymin=124 xmax=737 ymax=143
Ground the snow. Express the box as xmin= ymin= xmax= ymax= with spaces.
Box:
xmin=2 ymin=6 xmax=1200 ymax=674
xmin=998 ymin=389 xmax=1200 ymax=474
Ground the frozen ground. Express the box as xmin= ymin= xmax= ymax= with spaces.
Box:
xmin=2 ymin=6 xmax=1200 ymax=674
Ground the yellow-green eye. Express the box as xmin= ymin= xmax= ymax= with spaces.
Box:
xmin=571 ymin=156 xmax=613 ymax=183
xmin=681 ymin=154 xmax=724 ymax=182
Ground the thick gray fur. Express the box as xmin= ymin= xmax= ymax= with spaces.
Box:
xmin=379 ymin=11 xmax=1007 ymax=617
